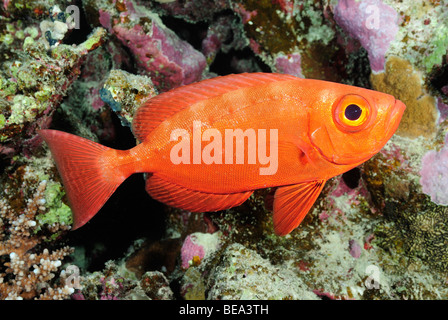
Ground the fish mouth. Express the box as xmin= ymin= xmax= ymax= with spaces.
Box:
xmin=385 ymin=99 xmax=406 ymax=139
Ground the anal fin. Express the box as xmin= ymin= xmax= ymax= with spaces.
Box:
xmin=273 ymin=180 xmax=326 ymax=236
xmin=146 ymin=175 xmax=253 ymax=212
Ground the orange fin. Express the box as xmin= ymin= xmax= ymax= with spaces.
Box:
xmin=273 ymin=180 xmax=326 ymax=236
xmin=132 ymin=72 xmax=298 ymax=142
xmin=39 ymin=130 xmax=130 ymax=230
xmin=146 ymin=175 xmax=253 ymax=212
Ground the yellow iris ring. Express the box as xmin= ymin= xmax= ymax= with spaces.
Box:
xmin=339 ymin=103 xmax=369 ymax=126
xmin=334 ymin=94 xmax=371 ymax=132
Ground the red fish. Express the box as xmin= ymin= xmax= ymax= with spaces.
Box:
xmin=39 ymin=73 xmax=405 ymax=235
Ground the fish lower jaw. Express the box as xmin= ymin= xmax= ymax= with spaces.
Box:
xmin=318 ymin=151 xmax=373 ymax=168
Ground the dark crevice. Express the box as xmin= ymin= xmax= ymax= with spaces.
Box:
xmin=428 ymin=57 xmax=448 ymax=99
xmin=210 ymin=47 xmax=271 ymax=75
xmin=342 ymin=167 xmax=361 ymax=189
xmin=160 ymin=15 xmax=209 ymax=52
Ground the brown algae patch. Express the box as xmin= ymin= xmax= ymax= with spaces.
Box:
xmin=371 ymin=56 xmax=438 ymax=138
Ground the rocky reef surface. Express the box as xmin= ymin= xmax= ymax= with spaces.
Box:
xmin=1 ymin=0 xmax=447 ymax=300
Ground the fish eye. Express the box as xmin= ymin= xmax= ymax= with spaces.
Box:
xmin=345 ymin=104 xmax=362 ymax=121
xmin=333 ymin=94 xmax=371 ymax=132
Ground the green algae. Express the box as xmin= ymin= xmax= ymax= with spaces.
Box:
xmin=8 ymin=95 xmax=40 ymax=125
xmin=422 ymin=25 xmax=448 ymax=72
xmin=0 ymin=114 xmax=6 ymax=129
xmin=0 ymin=76 xmax=17 ymax=99
xmin=384 ymin=0 xmax=448 ymax=73
xmin=36 ymin=180 xmax=73 ymax=228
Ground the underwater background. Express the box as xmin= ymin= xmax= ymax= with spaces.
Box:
xmin=0 ymin=0 xmax=448 ymax=300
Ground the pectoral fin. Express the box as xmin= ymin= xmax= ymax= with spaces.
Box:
xmin=273 ymin=180 xmax=326 ymax=236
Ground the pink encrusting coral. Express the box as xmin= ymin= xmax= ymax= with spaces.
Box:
xmin=420 ymin=133 xmax=448 ymax=205
xmin=274 ymin=53 xmax=304 ymax=78
xmin=333 ymin=0 xmax=400 ymax=73
xmin=180 ymin=232 xmax=221 ymax=269
xmin=113 ymin=22 xmax=206 ymax=91
xmin=272 ymin=0 xmax=294 ymax=17
xmin=349 ymin=240 xmax=362 ymax=259
xmin=437 ymin=98 xmax=448 ymax=124
xmin=96 ymin=0 xmax=206 ymax=92
xmin=180 ymin=235 xmax=205 ymax=269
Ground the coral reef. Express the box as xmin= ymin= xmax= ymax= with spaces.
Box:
xmin=203 ymin=243 xmax=318 ymax=300
xmin=83 ymin=0 xmax=207 ymax=92
xmin=100 ymin=69 xmax=157 ymax=127
xmin=333 ymin=0 xmax=400 ymax=73
xmin=180 ymin=232 xmax=221 ymax=269
xmin=74 ymin=260 xmax=174 ymax=299
xmin=1 ymin=0 xmax=448 ymax=301
xmin=0 ymin=21 xmax=106 ymax=157
xmin=147 ymin=0 xmax=230 ymax=23
xmin=0 ymin=155 xmax=74 ymax=299
xmin=420 ymin=133 xmax=448 ymax=205
xmin=376 ymin=203 xmax=448 ymax=273
xmin=370 ymin=56 xmax=438 ymax=138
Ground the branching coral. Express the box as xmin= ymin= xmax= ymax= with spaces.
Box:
xmin=0 ymin=158 xmax=74 ymax=300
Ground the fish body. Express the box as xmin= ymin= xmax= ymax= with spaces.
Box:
xmin=39 ymin=73 xmax=405 ymax=235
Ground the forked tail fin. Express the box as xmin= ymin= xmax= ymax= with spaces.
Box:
xmin=39 ymin=129 xmax=130 ymax=230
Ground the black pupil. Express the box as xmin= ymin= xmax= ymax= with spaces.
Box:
xmin=345 ymin=104 xmax=362 ymax=121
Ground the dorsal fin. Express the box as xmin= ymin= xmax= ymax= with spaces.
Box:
xmin=132 ymin=72 xmax=298 ymax=142
xmin=146 ymin=175 xmax=253 ymax=212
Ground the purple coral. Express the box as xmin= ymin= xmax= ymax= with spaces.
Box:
xmin=420 ymin=133 xmax=448 ymax=205
xmin=180 ymin=235 xmax=205 ymax=269
xmin=97 ymin=0 xmax=206 ymax=92
xmin=349 ymin=240 xmax=362 ymax=259
xmin=113 ymin=22 xmax=206 ymax=91
xmin=437 ymin=98 xmax=448 ymax=124
xmin=274 ymin=53 xmax=304 ymax=78
xmin=333 ymin=0 xmax=399 ymax=73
